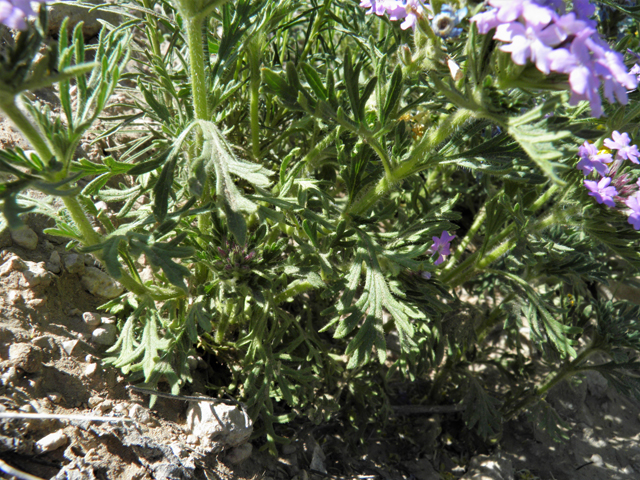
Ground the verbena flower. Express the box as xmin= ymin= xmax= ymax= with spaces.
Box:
xmin=584 ymin=176 xmax=618 ymax=207
xmin=576 ymin=141 xmax=612 ymax=176
xmin=625 ymin=193 xmax=640 ymax=230
xmin=0 ymin=0 xmax=45 ymax=30
xmin=429 ymin=231 xmax=456 ymax=265
xmin=603 ymin=131 xmax=640 ymax=164
xmin=472 ymin=0 xmax=638 ymax=117
xmin=431 ymin=4 xmax=467 ymax=38
xmin=359 ymin=0 xmax=425 ymax=30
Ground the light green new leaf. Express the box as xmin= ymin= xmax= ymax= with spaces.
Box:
xmin=193 ymin=121 xmax=274 ymax=245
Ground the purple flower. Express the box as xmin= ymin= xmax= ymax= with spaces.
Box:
xmin=584 ymin=176 xmax=618 ymax=207
xmin=494 ymin=21 xmax=565 ymax=74
xmin=359 ymin=0 xmax=425 ymax=30
xmin=428 ymin=231 xmax=456 ymax=265
xmin=603 ymin=131 xmax=640 ymax=164
xmin=573 ymin=0 xmax=596 ymax=19
xmin=359 ymin=0 xmax=387 ymax=16
xmin=630 ymin=64 xmax=640 ymax=83
xmin=625 ymin=193 xmax=640 ymax=230
xmin=576 ymin=141 xmax=613 ymax=176
xmin=0 ymin=0 xmax=45 ymax=30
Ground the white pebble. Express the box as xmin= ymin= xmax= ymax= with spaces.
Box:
xmin=82 ymin=312 xmax=102 ymax=327
xmin=35 ymin=430 xmax=68 ymax=453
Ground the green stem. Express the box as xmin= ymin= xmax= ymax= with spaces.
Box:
xmin=183 ymin=16 xmax=209 ymax=121
xmin=440 ymin=193 xmax=493 ymax=276
xmin=441 ymin=184 xmax=561 ymax=287
xmin=0 ymin=97 xmax=52 ymax=164
xmin=298 ymin=0 xmax=332 ymax=65
xmin=504 ymin=343 xmax=600 ymax=419
xmin=346 ymin=108 xmax=474 ymax=217
xmin=274 ymin=280 xmax=318 ymax=305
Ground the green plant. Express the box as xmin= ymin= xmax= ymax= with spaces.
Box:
xmin=2 ymin=0 xmax=640 ymax=456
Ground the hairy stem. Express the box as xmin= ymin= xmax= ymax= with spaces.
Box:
xmin=0 ymin=97 xmax=52 ymax=165
xmin=346 ymin=108 xmax=475 ymax=217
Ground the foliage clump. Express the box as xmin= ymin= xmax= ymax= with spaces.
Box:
xmin=2 ymin=0 xmax=640 ymax=456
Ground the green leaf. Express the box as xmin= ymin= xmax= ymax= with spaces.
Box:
xmin=128 ymin=233 xmax=194 ymax=292
xmin=194 ymin=120 xmax=274 ymax=244
xmin=462 ymin=377 xmax=502 ymax=439
xmin=324 ymin=232 xmax=423 ymax=368
xmin=382 ymin=65 xmax=403 ymax=123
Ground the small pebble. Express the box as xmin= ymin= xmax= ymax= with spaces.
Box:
xmin=84 ymin=363 xmax=98 ymax=376
xmin=92 ymin=324 xmax=117 ymax=346
xmin=61 ymin=340 xmax=78 ymax=356
xmin=68 ymin=308 xmax=81 ymax=316
xmin=101 ymin=315 xmax=116 ymax=325
xmin=82 ymin=312 xmax=102 ymax=327
xmin=81 ymin=267 xmax=123 ymax=299
xmin=35 ymin=430 xmax=68 ymax=453
xmin=64 ymin=254 xmax=85 ymax=274
xmin=46 ymin=251 xmax=61 ymax=274
xmin=187 ymin=356 xmax=199 ymax=370
xmin=129 ymin=404 xmax=153 ymax=425
xmin=9 ymin=343 xmax=43 ymax=373
xmin=26 ymin=297 xmax=47 ymax=308
xmin=11 ymin=227 xmax=38 ymax=250
xmin=226 ymin=443 xmax=253 ymax=465
xmin=88 ymin=396 xmax=103 ymax=408
xmin=47 ymin=393 xmax=63 ymax=404
xmin=97 ymin=400 xmax=113 ymax=413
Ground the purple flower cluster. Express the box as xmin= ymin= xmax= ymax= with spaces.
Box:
xmin=577 ymin=132 xmax=640 ymax=230
xmin=359 ymin=0 xmax=426 ymax=30
xmin=471 ymin=0 xmax=638 ymax=117
xmin=0 ymin=0 xmax=45 ymax=30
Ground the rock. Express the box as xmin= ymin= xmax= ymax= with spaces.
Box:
xmin=186 ymin=401 xmax=253 ymax=451
xmin=84 ymin=254 xmax=97 ymax=266
xmin=47 ymin=1 xmax=122 ymax=38
xmin=20 ymin=261 xmax=54 ymax=287
xmin=88 ymin=396 xmax=104 ymax=408
xmin=585 ymin=370 xmax=609 ymax=399
xmin=9 ymin=343 xmax=43 ymax=373
xmin=406 ymin=457 xmax=441 ymax=480
xmin=62 ymin=340 xmax=79 ymax=356
xmin=187 ymin=355 xmax=199 ymax=370
xmin=92 ymin=324 xmax=118 ymax=346
xmin=35 ymin=430 xmax=68 ymax=453
xmin=0 ymin=366 xmax=18 ymax=385
xmin=129 ymin=404 xmax=154 ymax=425
xmin=0 ymin=255 xmax=27 ymax=275
xmin=7 ymin=290 xmax=23 ymax=305
xmin=81 ymin=267 xmax=123 ymax=298
xmin=84 ymin=363 xmax=98 ymax=377
xmin=82 ymin=312 xmax=102 ymax=327
xmin=48 ymin=393 xmax=63 ymax=404
xmin=47 ymin=251 xmax=61 ymax=274
xmin=226 ymin=443 xmax=253 ymax=465
xmin=101 ymin=314 xmax=116 ymax=324
xmin=310 ymin=444 xmax=327 ymax=474
xmin=10 ymin=227 xmax=38 ymax=250
xmin=64 ymin=253 xmax=85 ymax=275
xmin=461 ymin=453 xmax=514 ymax=480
